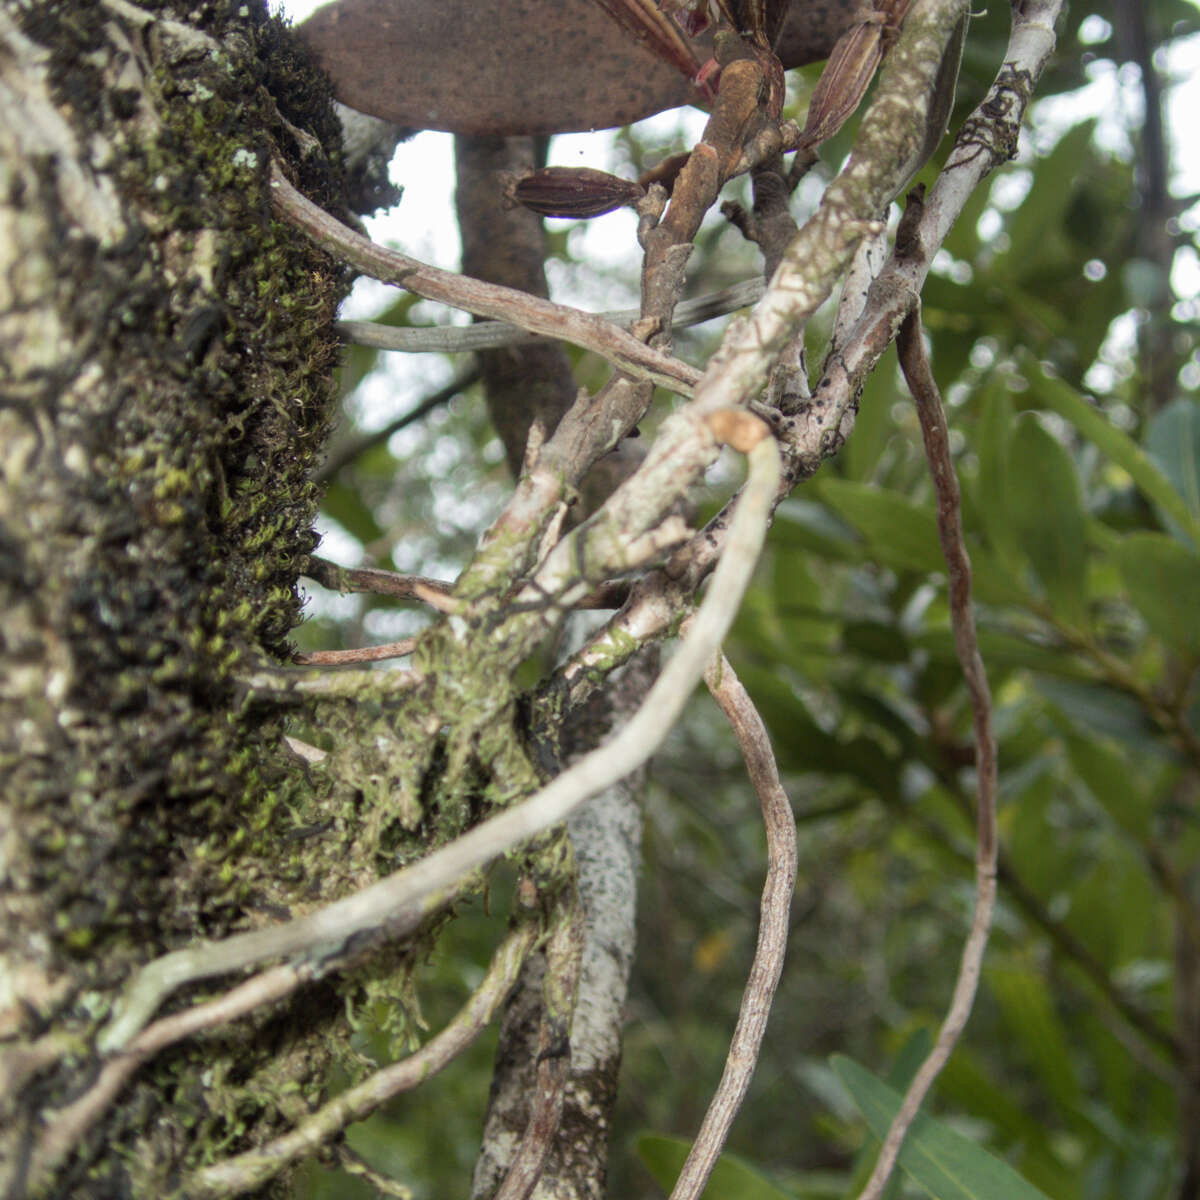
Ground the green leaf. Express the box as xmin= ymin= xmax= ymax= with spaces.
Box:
xmin=1035 ymin=678 xmax=1163 ymax=752
xmin=1114 ymin=532 xmax=1200 ymax=656
xmin=1029 ymin=363 xmax=1200 ymax=547
xmin=813 ymin=479 xmax=1024 ymax=606
xmin=1144 ymin=399 xmax=1200 ymax=545
xmin=1062 ymin=731 xmax=1150 ymax=838
xmin=911 ymin=628 xmax=1093 ymax=681
xmin=814 ymin=479 xmax=945 ymax=575
xmin=772 ymin=499 xmax=866 ymax=564
xmin=974 ymin=379 xmax=1019 ymax=565
xmin=986 ymin=961 xmax=1083 ymax=1117
xmin=831 ymin=1056 xmax=1053 ymax=1200
xmin=847 ymin=1030 xmax=934 ymax=1200
xmin=843 ymin=364 xmax=900 ymax=484
xmin=635 ymin=1134 xmax=797 ymax=1200
xmin=732 ymin=664 xmax=900 ymax=797
xmin=1005 ymin=414 xmax=1088 ymax=626
xmin=1004 ymin=123 xmax=1097 ymax=284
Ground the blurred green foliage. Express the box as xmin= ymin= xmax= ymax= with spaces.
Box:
xmin=298 ymin=2 xmax=1200 ymax=1196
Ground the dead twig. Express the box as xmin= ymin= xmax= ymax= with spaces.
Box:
xmin=670 ymin=652 xmax=798 ymax=1200
xmin=303 ymin=556 xmax=454 ymax=605
xmin=296 ymin=639 xmax=417 ymax=665
xmin=853 ymin=305 xmax=997 ymax=1200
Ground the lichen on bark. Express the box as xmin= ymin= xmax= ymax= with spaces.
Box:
xmin=0 ymin=0 xmax=382 ymax=1192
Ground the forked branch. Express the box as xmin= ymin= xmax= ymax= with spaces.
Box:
xmin=99 ymin=422 xmax=780 ymax=1054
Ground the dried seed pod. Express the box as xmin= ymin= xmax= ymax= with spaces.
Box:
xmin=511 ymin=167 xmax=647 ymax=219
xmin=797 ymin=0 xmax=912 ymax=150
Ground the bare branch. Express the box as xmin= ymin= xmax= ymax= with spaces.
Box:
xmin=303 ymin=556 xmax=454 ymax=605
xmin=269 ymin=163 xmax=701 ymax=396
xmin=556 ymin=0 xmax=1066 ymax=706
xmin=670 ymin=653 xmax=798 ymax=1200
xmin=852 ymin=306 xmax=998 ymax=1200
xmin=493 ymin=893 xmax=585 ymax=1200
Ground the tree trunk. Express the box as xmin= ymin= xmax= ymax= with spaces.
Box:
xmin=1 ymin=2 xmax=357 ymax=1193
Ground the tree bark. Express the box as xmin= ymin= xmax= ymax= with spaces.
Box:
xmin=0 ymin=2 xmax=358 ymax=1193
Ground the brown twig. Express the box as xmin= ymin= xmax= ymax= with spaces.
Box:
xmin=185 ymin=920 xmax=539 ymax=1199
xmin=303 ymin=556 xmax=454 ymax=605
xmin=852 ymin=305 xmax=998 ymax=1200
xmin=296 ymin=639 xmax=417 ymax=665
xmin=269 ymin=163 xmax=700 ymax=397
xmin=669 ymin=652 xmax=798 ymax=1200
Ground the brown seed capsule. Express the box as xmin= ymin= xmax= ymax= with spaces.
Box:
xmin=511 ymin=167 xmax=647 ymax=219
xmin=797 ymin=0 xmax=913 ymax=151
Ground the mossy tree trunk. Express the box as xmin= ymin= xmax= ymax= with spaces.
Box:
xmin=0 ymin=1 xmax=365 ymax=1193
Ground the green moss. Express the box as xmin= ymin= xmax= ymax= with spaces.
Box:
xmin=8 ymin=2 xmax=592 ymax=1192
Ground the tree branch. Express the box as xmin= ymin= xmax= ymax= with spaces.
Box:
xmin=669 ymin=653 xmax=798 ymax=1200
xmin=296 ymin=639 xmax=417 ymax=665
xmin=552 ymin=0 xmax=1065 ymax=708
xmin=491 ymin=893 xmax=585 ymax=1200
xmin=185 ymin=919 xmax=539 ymax=1199
xmin=853 ymin=305 xmax=998 ymax=1200
xmin=99 ymin=425 xmax=780 ymax=1053
xmin=302 ymin=556 xmax=455 ymax=605
xmin=337 ymin=279 xmax=767 ymax=356
xmin=269 ymin=163 xmax=701 ymax=396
